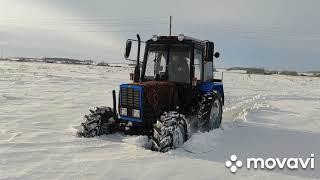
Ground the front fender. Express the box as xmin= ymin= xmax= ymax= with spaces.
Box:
xmin=198 ymin=82 xmax=224 ymax=105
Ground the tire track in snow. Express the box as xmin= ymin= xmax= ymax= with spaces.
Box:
xmin=223 ymin=94 xmax=266 ymax=123
xmin=171 ymin=95 xmax=265 ymax=154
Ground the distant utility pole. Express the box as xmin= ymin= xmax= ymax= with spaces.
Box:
xmin=169 ymin=16 xmax=172 ymax=36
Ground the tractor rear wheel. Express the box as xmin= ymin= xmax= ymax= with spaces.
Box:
xmin=197 ymin=92 xmax=223 ymax=131
xmin=77 ymin=106 xmax=117 ymax=138
xmin=151 ymin=111 xmax=187 ymax=152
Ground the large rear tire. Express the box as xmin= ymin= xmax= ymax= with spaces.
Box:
xmin=197 ymin=92 xmax=223 ymax=131
xmin=77 ymin=106 xmax=117 ymax=138
xmin=151 ymin=111 xmax=187 ymax=152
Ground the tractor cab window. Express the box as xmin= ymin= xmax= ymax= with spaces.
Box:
xmin=145 ymin=46 xmax=167 ymax=80
xmin=145 ymin=44 xmax=191 ymax=83
xmin=168 ymin=46 xmax=191 ymax=83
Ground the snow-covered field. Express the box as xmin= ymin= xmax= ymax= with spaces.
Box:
xmin=0 ymin=61 xmax=319 ymax=180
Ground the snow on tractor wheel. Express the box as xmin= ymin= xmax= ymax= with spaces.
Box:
xmin=197 ymin=92 xmax=223 ymax=131
xmin=151 ymin=111 xmax=187 ymax=152
xmin=77 ymin=106 xmax=117 ymax=138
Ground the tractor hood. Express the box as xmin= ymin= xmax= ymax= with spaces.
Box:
xmin=119 ymin=81 xmax=197 ymax=128
xmin=139 ymin=81 xmax=177 ymax=112
xmin=119 ymin=81 xmax=179 ymax=123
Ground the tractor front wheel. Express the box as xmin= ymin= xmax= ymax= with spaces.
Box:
xmin=197 ymin=92 xmax=223 ymax=131
xmin=151 ymin=111 xmax=187 ymax=152
xmin=77 ymin=106 xmax=117 ymax=138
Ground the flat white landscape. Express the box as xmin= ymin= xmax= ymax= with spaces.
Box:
xmin=0 ymin=61 xmax=319 ymax=179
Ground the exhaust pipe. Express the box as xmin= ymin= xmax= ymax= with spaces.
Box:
xmin=134 ymin=34 xmax=141 ymax=82
xmin=112 ymin=90 xmax=117 ymax=119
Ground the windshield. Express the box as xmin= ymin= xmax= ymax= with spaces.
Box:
xmin=144 ymin=44 xmax=191 ymax=83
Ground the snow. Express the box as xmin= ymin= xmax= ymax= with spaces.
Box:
xmin=0 ymin=61 xmax=319 ymax=179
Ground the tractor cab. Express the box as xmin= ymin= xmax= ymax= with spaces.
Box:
xmin=120 ymin=34 xmax=223 ymax=130
xmin=126 ymin=34 xmax=220 ymax=86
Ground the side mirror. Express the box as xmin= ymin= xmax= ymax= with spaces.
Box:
xmin=124 ymin=40 xmax=132 ymax=59
xmin=214 ymin=52 xmax=220 ymax=58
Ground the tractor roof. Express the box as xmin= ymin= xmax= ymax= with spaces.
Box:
xmin=146 ymin=34 xmax=210 ymax=46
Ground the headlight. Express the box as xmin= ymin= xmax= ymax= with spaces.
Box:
xmin=132 ymin=109 xmax=140 ymax=118
xmin=152 ymin=35 xmax=158 ymax=42
xmin=120 ymin=108 xmax=127 ymax=116
xmin=178 ymin=34 xmax=185 ymax=41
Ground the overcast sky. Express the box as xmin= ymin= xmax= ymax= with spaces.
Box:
xmin=0 ymin=0 xmax=319 ymax=71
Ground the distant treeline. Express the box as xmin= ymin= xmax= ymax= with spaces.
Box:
xmin=0 ymin=57 xmax=136 ymax=68
xmin=2 ymin=57 xmax=98 ymax=66
xmin=42 ymin=57 xmax=94 ymax=65
xmin=307 ymin=71 xmax=320 ymax=75
xmin=226 ymin=67 xmax=277 ymax=75
xmin=227 ymin=67 xmax=319 ymax=77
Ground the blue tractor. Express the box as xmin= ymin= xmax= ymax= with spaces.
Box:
xmin=78 ymin=34 xmax=224 ymax=152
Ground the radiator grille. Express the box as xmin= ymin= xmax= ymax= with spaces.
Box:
xmin=121 ymin=87 xmax=140 ymax=109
